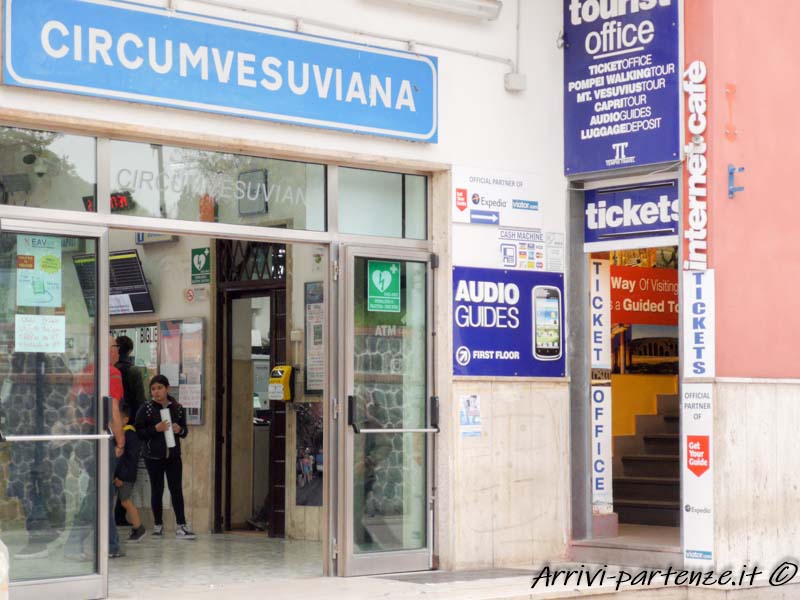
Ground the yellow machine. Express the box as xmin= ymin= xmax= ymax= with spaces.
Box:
xmin=268 ymin=365 xmax=294 ymax=401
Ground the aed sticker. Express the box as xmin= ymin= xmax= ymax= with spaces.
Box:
xmin=367 ymin=260 xmax=401 ymax=313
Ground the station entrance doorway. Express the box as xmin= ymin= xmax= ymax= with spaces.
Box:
xmin=572 ymin=179 xmax=681 ymax=566
xmin=0 ymin=225 xmax=437 ymax=598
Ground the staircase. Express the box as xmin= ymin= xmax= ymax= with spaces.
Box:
xmin=613 ymin=394 xmax=680 ymax=527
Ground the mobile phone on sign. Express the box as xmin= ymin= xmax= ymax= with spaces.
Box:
xmin=533 ymin=285 xmax=561 ymax=361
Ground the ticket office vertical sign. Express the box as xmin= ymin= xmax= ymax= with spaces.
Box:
xmin=564 ymin=0 xmax=680 ymax=174
xmin=589 ymin=259 xmax=612 ymax=511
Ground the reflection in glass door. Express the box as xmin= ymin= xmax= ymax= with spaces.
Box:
xmin=341 ymin=248 xmax=434 ymax=576
xmin=0 ymin=221 xmax=108 ymax=599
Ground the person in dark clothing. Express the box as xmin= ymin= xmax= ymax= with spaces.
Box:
xmin=114 ymin=335 xmax=147 ymax=526
xmin=114 ymin=402 xmax=146 ymax=542
xmin=135 ymin=375 xmax=195 ymax=539
xmin=115 ymin=336 xmax=146 ymax=424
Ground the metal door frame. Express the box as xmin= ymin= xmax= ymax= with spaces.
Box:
xmin=0 ymin=218 xmax=110 ymax=600
xmin=336 ymin=244 xmax=435 ymax=576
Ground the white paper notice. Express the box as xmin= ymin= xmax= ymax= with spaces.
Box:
xmin=161 ymin=364 xmax=180 ymax=388
xmin=161 ymin=407 xmax=176 ymax=448
xmin=179 ymin=384 xmax=201 ymax=410
xmin=14 ymin=314 xmax=66 ymax=353
xmin=109 ymin=294 xmax=134 ymax=315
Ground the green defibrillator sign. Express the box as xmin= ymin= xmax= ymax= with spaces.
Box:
xmin=367 ymin=260 xmax=401 ymax=313
xmin=191 ymin=247 xmax=211 ymax=284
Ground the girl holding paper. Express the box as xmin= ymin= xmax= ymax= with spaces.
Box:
xmin=135 ymin=374 xmax=196 ymax=539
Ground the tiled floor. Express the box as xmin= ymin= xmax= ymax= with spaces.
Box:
xmin=109 ymin=531 xmax=322 ymax=598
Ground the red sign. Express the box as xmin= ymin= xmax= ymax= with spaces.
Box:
xmin=17 ymin=255 xmax=34 ymax=269
xmin=610 ymin=266 xmax=678 ymax=326
xmin=455 ymin=188 xmax=468 ymax=212
xmin=687 ymin=435 xmax=710 ymax=477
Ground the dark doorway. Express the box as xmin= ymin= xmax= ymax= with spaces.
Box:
xmin=214 ymin=239 xmax=287 ymax=537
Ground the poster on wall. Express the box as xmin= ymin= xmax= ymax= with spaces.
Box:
xmin=304 ymin=282 xmax=324 ymax=394
xmin=458 ymin=394 xmax=482 ymax=438
xmin=110 ymin=324 xmax=159 ymax=371
xmin=610 ymin=265 xmax=678 ymax=326
xmin=681 ymin=382 xmax=713 ymax=565
xmin=563 ymin=0 xmax=680 ymax=174
xmin=158 ymin=318 xmax=204 ymax=425
xmin=16 ymin=234 xmax=62 ymax=308
xmin=452 ymin=267 xmax=565 ymax=377
xmin=452 ymin=167 xmax=565 ymax=273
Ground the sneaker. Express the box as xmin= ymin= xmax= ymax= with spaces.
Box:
xmin=175 ymin=524 xmax=196 ymax=540
xmin=152 ymin=524 xmax=163 ymax=537
xmin=14 ymin=544 xmax=48 ymax=560
xmin=109 ymin=550 xmax=125 ymax=559
xmin=63 ymin=549 xmax=90 ymax=561
xmin=128 ymin=526 xmax=146 ymax=543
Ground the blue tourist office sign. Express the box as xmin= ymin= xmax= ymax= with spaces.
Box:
xmin=4 ymin=0 xmax=439 ymax=142
xmin=563 ymin=0 xmax=680 ymax=174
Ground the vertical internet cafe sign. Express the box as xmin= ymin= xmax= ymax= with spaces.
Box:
xmin=564 ymin=0 xmax=680 ymax=174
xmin=4 ymin=0 xmax=438 ymax=142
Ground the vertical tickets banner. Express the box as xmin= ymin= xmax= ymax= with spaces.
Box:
xmin=682 ymin=270 xmax=715 ymax=378
xmin=452 ymin=267 xmax=565 ymax=377
xmin=564 ymin=0 xmax=680 ymax=174
xmin=681 ymin=382 xmax=713 ymax=565
xmin=16 ymin=235 xmax=63 ymax=308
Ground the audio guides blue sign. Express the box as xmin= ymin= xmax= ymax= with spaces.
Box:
xmin=4 ymin=0 xmax=438 ymax=142
xmin=584 ymin=179 xmax=679 ymax=251
xmin=453 ymin=267 xmax=565 ymax=377
xmin=564 ymin=0 xmax=679 ymax=174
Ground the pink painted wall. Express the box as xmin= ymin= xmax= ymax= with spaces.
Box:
xmin=686 ymin=0 xmax=800 ymax=377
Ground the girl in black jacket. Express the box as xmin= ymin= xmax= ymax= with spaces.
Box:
xmin=135 ymin=375 xmax=195 ymax=539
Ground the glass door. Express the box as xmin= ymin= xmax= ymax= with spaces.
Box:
xmin=338 ymin=246 xmax=435 ymax=576
xmin=0 ymin=219 xmax=109 ymax=600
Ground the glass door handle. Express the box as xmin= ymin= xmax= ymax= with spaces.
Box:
xmin=355 ymin=428 xmax=439 ymax=434
xmin=347 ymin=394 xmax=440 ymax=434
xmin=0 ymin=433 xmax=113 ymax=442
xmin=347 ymin=395 xmax=360 ymax=434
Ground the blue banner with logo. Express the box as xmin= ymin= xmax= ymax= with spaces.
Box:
xmin=564 ymin=0 xmax=679 ymax=174
xmin=453 ymin=267 xmax=565 ymax=377
xmin=584 ymin=179 xmax=679 ymax=251
xmin=4 ymin=0 xmax=438 ymax=142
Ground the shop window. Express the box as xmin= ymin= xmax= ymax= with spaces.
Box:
xmin=0 ymin=127 xmax=96 ymax=212
xmin=338 ymin=168 xmax=427 ymax=239
xmin=109 ymin=141 xmax=326 ymax=231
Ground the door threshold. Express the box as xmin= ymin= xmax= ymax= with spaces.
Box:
xmin=570 ymin=525 xmax=681 ymax=568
